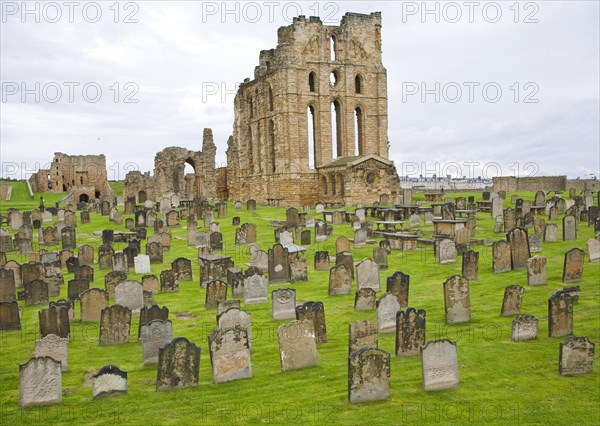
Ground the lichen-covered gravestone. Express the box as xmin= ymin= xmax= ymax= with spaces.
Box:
xmin=443 ymin=275 xmax=470 ymax=324
xmin=156 ymin=337 xmax=200 ymax=391
xmin=527 ymin=255 xmax=547 ymax=286
xmin=277 ymin=320 xmax=317 ymax=371
xmin=501 ymin=285 xmax=524 ymax=316
xmin=328 ymin=264 xmax=352 ymax=296
xmin=19 ymin=356 xmax=62 ymax=408
xmin=208 ymin=327 xmax=252 ymax=383
xmin=34 ymin=334 xmax=69 ymax=371
xmin=548 ymin=291 xmax=573 ymax=338
xmin=386 ymin=272 xmax=409 ymax=308
xmin=348 ymin=319 xmax=378 ymax=355
xmin=99 ymin=305 xmax=131 ymax=345
xmin=421 ymin=339 xmax=459 ymax=391
xmin=559 ymin=337 xmax=595 ymax=376
xmin=296 ymin=301 xmax=327 ymax=344
xmin=348 ymin=348 xmax=390 ymax=404
xmin=354 ymin=288 xmax=376 ymax=312
xmin=396 ymin=308 xmax=426 ymax=356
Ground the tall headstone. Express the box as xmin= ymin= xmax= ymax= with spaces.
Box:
xmin=348 ymin=348 xmax=390 ymax=404
xmin=421 ymin=339 xmax=459 ymax=391
xmin=548 ymin=291 xmax=573 ymax=338
xmin=492 ymin=240 xmax=511 ymax=273
xmin=278 ymin=320 xmax=317 ymax=371
xmin=19 ymin=357 xmax=62 ymax=408
xmin=507 ymin=227 xmax=530 ymax=269
xmin=296 ymin=301 xmax=327 ymax=344
xmin=527 ymin=255 xmax=547 ymax=286
xmin=443 ymin=275 xmax=470 ymax=324
xmin=376 ymin=293 xmax=401 ymax=333
xmin=99 ymin=305 xmax=131 ymax=345
xmin=562 ymin=248 xmax=584 ymax=283
xmin=328 ymin=265 xmax=352 ymax=296
xmin=395 ymin=308 xmax=426 ymax=356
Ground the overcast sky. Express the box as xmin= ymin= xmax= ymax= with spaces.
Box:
xmin=1 ymin=1 xmax=598 ymax=181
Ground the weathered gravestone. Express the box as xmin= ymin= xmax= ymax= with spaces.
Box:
xmin=272 ymin=288 xmax=296 ymax=320
xmin=296 ymin=301 xmax=327 ymax=344
xmin=386 ymin=271 xmax=409 ymax=308
xmin=24 ymin=280 xmax=48 ymax=306
xmin=34 ymin=334 xmax=69 ymax=371
xmin=0 ymin=268 xmax=16 ymax=302
xmin=511 ymin=314 xmax=538 ymax=342
xmin=67 ymin=279 xmax=89 ymax=302
xmin=61 ymin=227 xmax=76 ymax=250
xmin=544 ymin=223 xmax=558 ymax=242
xmin=588 ymin=238 xmax=600 ymax=263
xmin=354 ymin=288 xmax=376 ymax=312
xmin=171 ymin=257 xmax=193 ymax=281
xmin=435 ymin=239 xmax=456 ymax=264
xmin=559 ymin=337 xmax=595 ymax=376
xmin=99 ymin=305 xmax=131 ymax=345
xmin=507 ymin=227 xmax=530 ymax=269
xmin=98 ymin=245 xmax=114 ymax=270
xmin=548 ymin=291 xmax=573 ymax=338
xmin=461 ymin=251 xmax=478 ymax=281
xmin=421 ymin=339 xmax=459 ymax=391
xmin=356 ymin=258 xmax=380 ymax=292
xmin=492 ymin=240 xmax=511 ymax=273
xmin=563 ymin=214 xmax=577 ymax=241
xmin=206 ymin=280 xmax=228 ymax=309
xmin=376 ymin=293 xmax=401 ymax=334
xmin=396 ymin=308 xmax=426 ymax=356
xmin=336 ymin=251 xmax=354 ymax=279
xmin=562 ymin=248 xmax=584 ymax=283
xmin=328 ymin=264 xmax=352 ymax=296
xmin=528 ymin=234 xmax=542 ymax=253
xmin=79 ymin=288 xmax=108 ymax=322
xmin=218 ymin=300 xmax=240 ymax=315
xmin=348 ymin=348 xmax=390 ymax=404
xmin=0 ymin=301 xmax=21 ymax=330
xmin=217 ymin=308 xmax=252 ymax=352
xmin=227 ymin=267 xmax=244 ymax=298
xmin=92 ymin=365 xmax=128 ymax=399
xmin=527 ymin=255 xmax=547 ymax=286
xmin=443 ymin=275 xmax=470 ymax=324
xmin=336 ymin=236 xmax=351 ymax=254
xmin=243 ymin=274 xmax=267 ymax=304
xmin=208 ymin=327 xmax=252 ymax=383
xmin=373 ymin=247 xmax=388 ymax=270
xmin=268 ymin=244 xmax=291 ymax=284
xmin=19 ymin=357 xmax=62 ymax=408
xmin=348 ymin=319 xmax=378 ymax=355
xmin=39 ymin=304 xmax=71 ymax=338
xmin=314 ymin=251 xmax=330 ymax=271
xmin=140 ymin=319 xmax=173 ymax=366
xmin=104 ymin=271 xmax=127 ymax=299
xmin=501 ymin=285 xmax=524 ymax=316
xmin=278 ymin=320 xmax=318 ymax=371
xmin=112 ymin=252 xmax=128 ymax=273
xmin=115 ymin=281 xmax=144 ymax=313
xmin=156 ymin=337 xmax=200 ymax=391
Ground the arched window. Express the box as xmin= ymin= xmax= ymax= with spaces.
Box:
xmin=354 ymin=107 xmax=364 ymax=156
xmin=330 ymin=35 xmax=337 ymax=61
xmin=307 ymin=106 xmax=316 ymax=169
xmin=331 ymin=100 xmax=342 ymax=158
xmin=309 ymin=72 xmax=316 ymax=93
xmin=355 ymin=75 xmax=361 ymax=94
xmin=268 ymin=85 xmax=274 ymax=112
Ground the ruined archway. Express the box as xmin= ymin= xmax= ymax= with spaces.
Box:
xmin=79 ymin=193 xmax=89 ymax=203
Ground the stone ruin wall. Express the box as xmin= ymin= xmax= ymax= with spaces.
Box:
xmin=493 ymin=176 xmax=567 ymax=193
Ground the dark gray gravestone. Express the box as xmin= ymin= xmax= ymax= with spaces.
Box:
xmin=98 ymin=245 xmax=114 ymax=270
xmin=206 ymin=280 xmax=227 ymax=309
xmin=160 ymin=270 xmax=179 ymax=293
xmin=138 ymin=305 xmax=169 ymax=338
xmin=396 ymin=308 xmax=426 ymax=356
xmin=268 ymin=244 xmax=290 ymax=284
xmin=156 ymin=337 xmax=200 ymax=391
xmin=0 ymin=268 xmax=16 ymax=302
xmin=348 ymin=319 xmax=378 ymax=355
xmin=296 ymin=301 xmax=327 ymax=344
xmin=171 ymin=257 xmax=193 ymax=281
xmin=0 ymin=301 xmax=21 ymax=330
xmin=99 ymin=305 xmax=131 ymax=345
xmin=67 ymin=278 xmax=89 ymax=302
xmin=39 ymin=305 xmax=70 ymax=338
xmin=501 ymin=285 xmax=524 ymax=316
xmin=548 ymin=291 xmax=573 ymax=338
xmin=386 ymin=271 xmax=409 ymax=308
xmin=104 ymin=271 xmax=127 ymax=299
xmin=314 ymin=251 xmax=330 ymax=271
xmin=348 ymin=348 xmax=390 ymax=404
xmin=461 ymin=251 xmax=479 ymax=281
xmin=373 ymin=247 xmax=388 ymax=270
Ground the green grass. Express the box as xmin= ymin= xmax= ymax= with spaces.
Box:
xmin=0 ymin=185 xmax=598 ymax=425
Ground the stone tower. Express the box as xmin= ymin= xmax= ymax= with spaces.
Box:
xmin=226 ymin=12 xmax=399 ymax=205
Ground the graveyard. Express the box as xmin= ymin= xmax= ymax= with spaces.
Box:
xmin=0 ymin=180 xmax=598 ymax=424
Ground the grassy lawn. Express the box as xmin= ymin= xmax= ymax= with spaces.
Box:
xmin=0 ymin=184 xmax=598 ymax=425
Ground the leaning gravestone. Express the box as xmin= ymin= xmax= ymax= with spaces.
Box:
xmin=272 ymin=288 xmax=296 ymax=320
xmin=208 ymin=327 xmax=252 ymax=383
xmin=348 ymin=319 xmax=378 ymax=355
xmin=99 ymin=305 xmax=131 ymax=345
xmin=376 ymin=293 xmax=401 ymax=334
xmin=559 ymin=337 xmax=595 ymax=376
xmin=348 ymin=348 xmax=390 ymax=404
xmin=296 ymin=301 xmax=327 ymax=344
xmin=92 ymin=365 xmax=128 ymax=399
xmin=328 ymin=264 xmax=352 ymax=295
xmin=156 ymin=337 xmax=200 ymax=391
xmin=421 ymin=339 xmax=459 ymax=391
xmin=562 ymin=248 xmax=584 ymax=283
xmin=511 ymin=314 xmax=538 ymax=342
xmin=354 ymin=288 xmax=376 ymax=312
xmin=396 ymin=308 xmax=426 ymax=357
xmin=140 ymin=319 xmax=173 ymax=366
xmin=548 ymin=291 xmax=573 ymax=338
xmin=19 ymin=357 xmax=62 ymax=408
xmin=443 ymin=275 xmax=470 ymax=324
xmin=34 ymin=334 xmax=69 ymax=371
xmin=278 ymin=320 xmax=318 ymax=371
xmin=501 ymin=285 xmax=524 ymax=316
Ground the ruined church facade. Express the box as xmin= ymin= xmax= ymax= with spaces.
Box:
xmin=226 ymin=12 xmax=400 ymax=205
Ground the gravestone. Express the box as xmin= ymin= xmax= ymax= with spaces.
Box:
xmin=376 ymin=293 xmax=401 ymax=334
xmin=67 ymin=279 xmax=89 ymax=302
xmin=296 ymin=301 xmax=327 ymax=344
xmin=563 ymin=215 xmax=577 ymax=241
xmin=0 ymin=301 xmax=21 ymax=330
xmin=562 ymin=248 xmax=584 ymax=283
xmin=115 ymin=281 xmax=144 ymax=312
xmin=112 ymin=252 xmax=128 ymax=273
xmin=39 ymin=305 xmax=70 ymax=338
xmin=19 ymin=357 xmax=62 ymax=408
xmin=507 ymin=227 xmax=530 ymax=269
xmin=443 ymin=275 xmax=470 ymax=324
xmin=22 ymin=261 xmax=44 ymax=285
xmin=527 ymin=255 xmax=547 ymax=285
xmin=160 ymin=270 xmax=179 ymax=293
xmin=559 ymin=337 xmax=595 ymax=376
xmin=562 ymin=285 xmax=580 ymax=304
xmin=386 ymin=271 xmax=409 ymax=308
xmin=268 ymin=244 xmax=290 ymax=284
xmin=501 ymin=285 xmax=524 ymax=316
xmin=528 ymin=234 xmax=542 ymax=253
xmin=80 ymin=288 xmax=108 ymax=322
xmin=217 ymin=308 xmax=252 ymax=351
xmin=218 ymin=300 xmax=240 ymax=315
xmin=98 ymin=245 xmax=114 ymax=270
xmin=172 ymin=257 xmax=193 ymax=281
xmin=206 ymin=280 xmax=228 ymax=309
xmin=348 ymin=319 xmax=378 ymax=355
xmin=544 ymin=223 xmax=558 ymax=242
xmin=421 ymin=339 xmax=459 ymax=391
xmin=227 ymin=267 xmax=244 ymax=298
xmin=461 ymin=251 xmax=478 ymax=281
xmin=373 ymin=247 xmax=388 ymax=270
xmin=92 ymin=365 xmax=128 ymax=399
xmin=353 ymin=229 xmax=367 ymax=249
xmin=348 ymin=348 xmax=390 ymax=404
xmin=588 ymin=238 xmax=600 ymax=262
xmin=354 ymin=288 xmax=376 ymax=311
xmin=314 ymin=251 xmax=330 ymax=271
xmin=335 ymin=252 xmax=354 ymax=279
xmin=156 ymin=337 xmax=200 ymax=391
xmin=210 ymin=232 xmax=223 ymax=251
xmin=34 ymin=333 xmax=69 ymax=371
xmin=336 ymin=236 xmax=351 ymax=254
xmin=534 ymin=218 xmax=546 ymax=237
xmin=99 ymin=305 xmax=131 ymax=345
xmin=0 ymin=268 xmax=16 ymax=302
xmin=278 ymin=320 xmax=318 ymax=371
xmin=436 ymin=239 xmax=456 ymax=264
xmin=146 ymin=241 xmax=163 ymax=264
xmin=140 ymin=319 xmax=173 ymax=366
xmin=272 ymin=288 xmax=296 ymax=320
xmin=511 ymin=314 xmax=538 ymax=342
xmin=141 ymin=274 xmax=159 ymax=294
xmin=208 ymin=327 xmax=252 ymax=383
xmin=243 ymin=274 xmax=267 ymax=304
xmin=396 ymin=308 xmax=426 ymax=356
xmin=492 ymin=240 xmax=511 ymax=273
xmin=24 ymin=280 xmax=49 ymax=306
xmin=356 ymin=258 xmax=380 ymax=292
xmin=65 ymin=257 xmax=80 ymax=274
xmin=134 ymin=254 xmax=151 ymax=274
xmin=328 ymin=264 xmax=352 ymax=296
xmin=61 ymin=227 xmax=76 ymax=250
xmin=315 ymin=221 xmax=328 ymax=242
xmin=78 ymin=244 xmax=94 ymax=265
xmin=104 ymin=271 xmax=127 ymax=299
xmin=548 ymin=291 xmax=573 ymax=337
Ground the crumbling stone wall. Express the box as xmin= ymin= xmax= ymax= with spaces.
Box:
xmin=227 ymin=12 xmax=399 ymax=205
xmin=493 ymin=176 xmax=567 ymax=192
